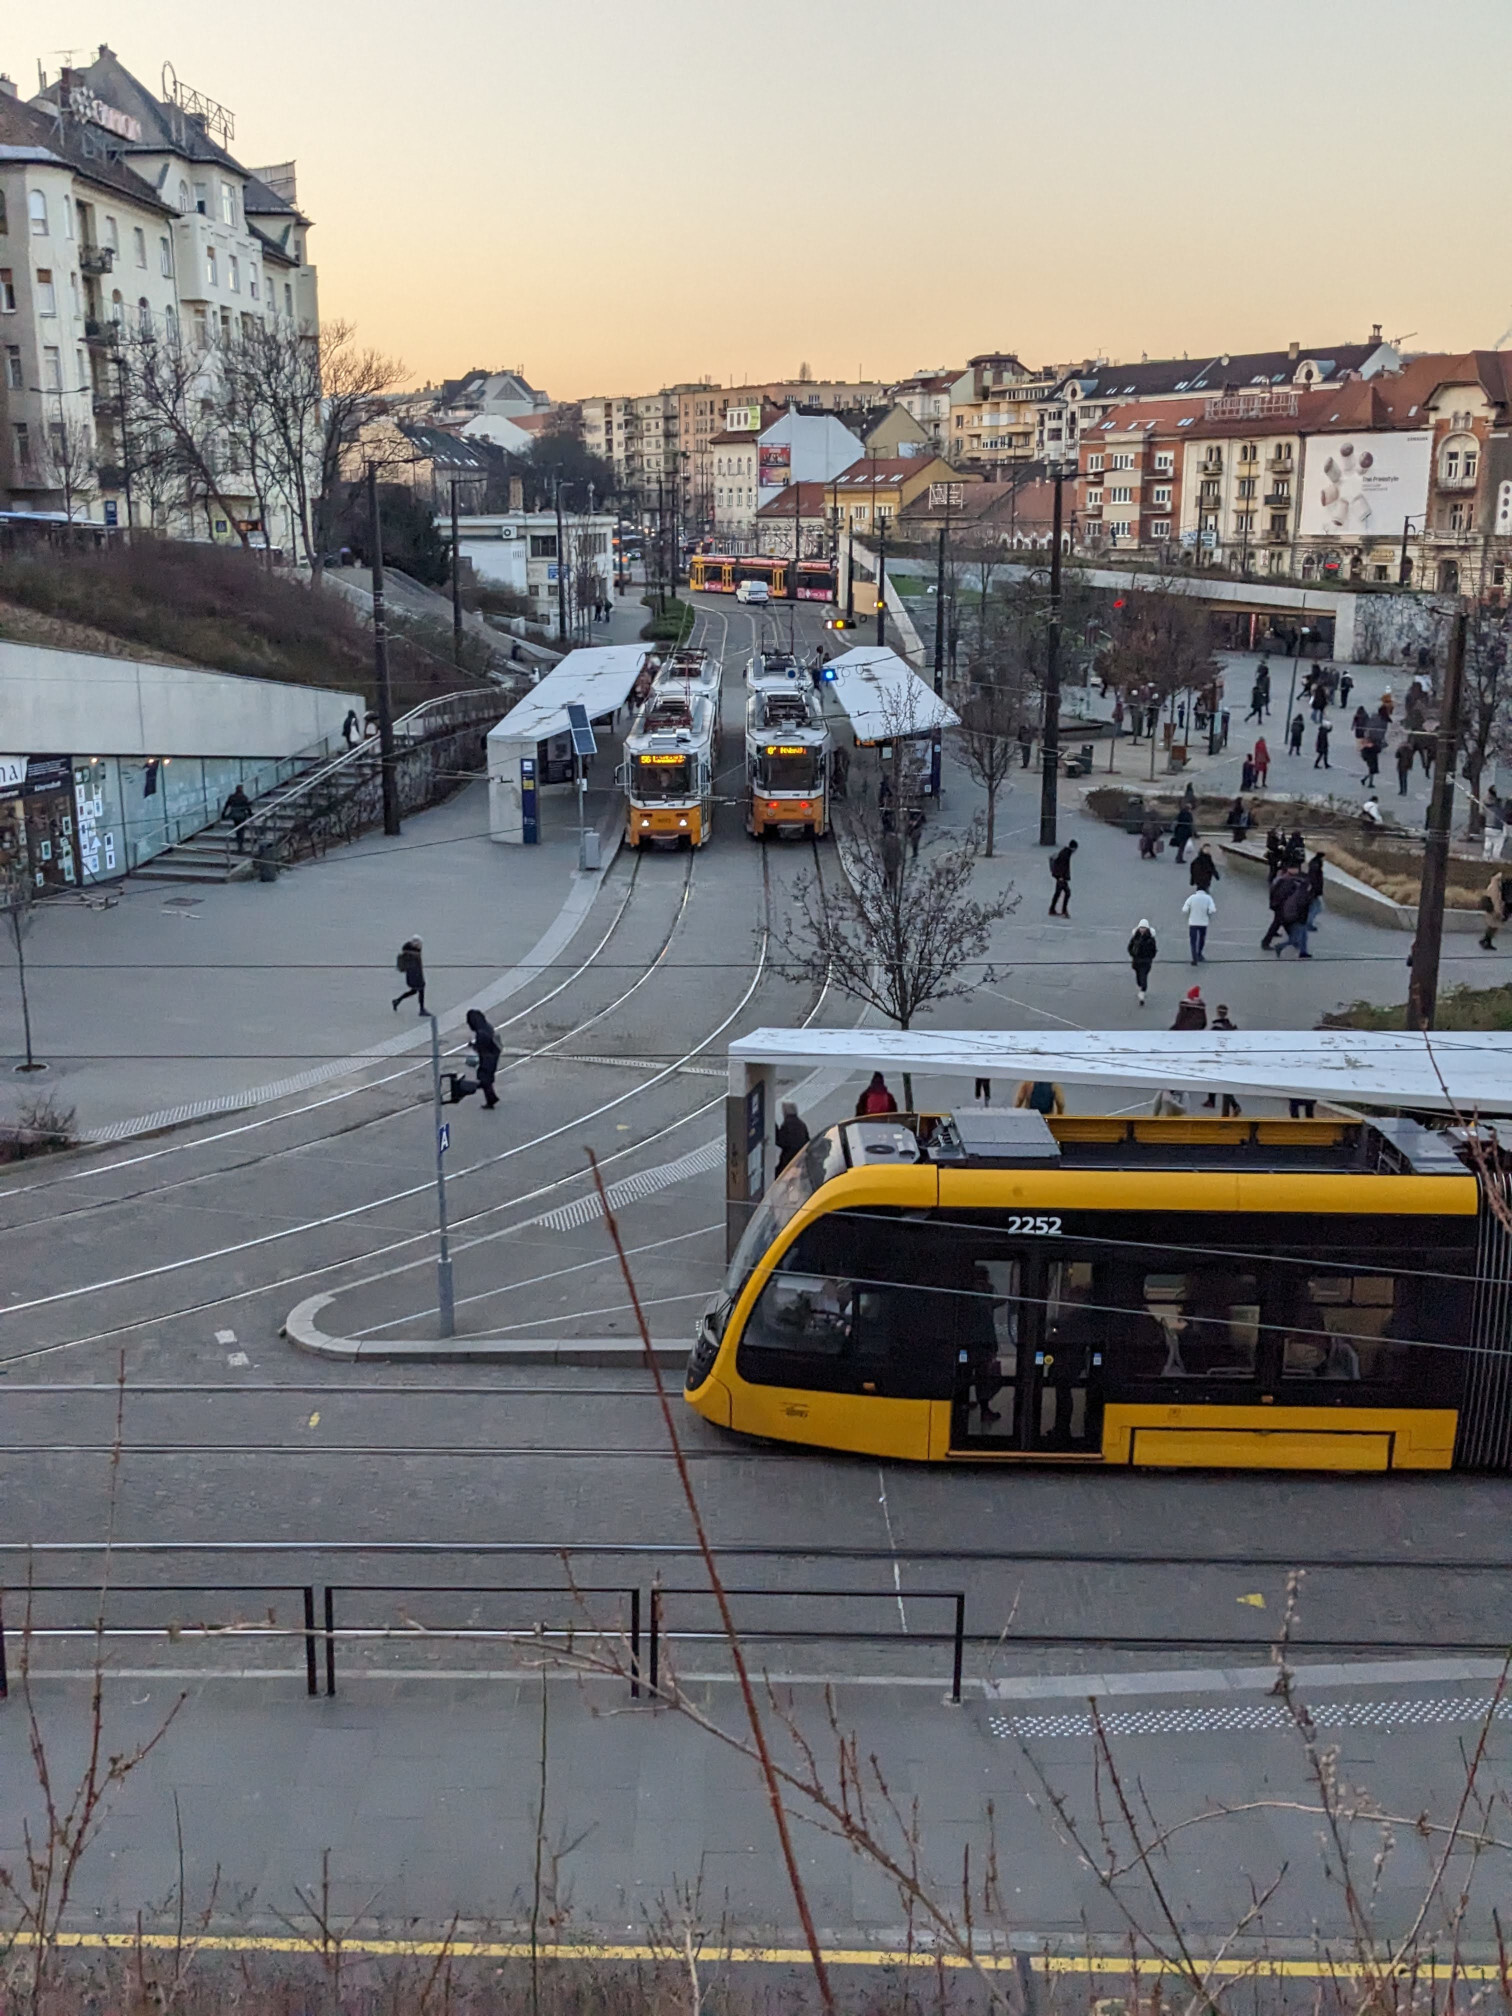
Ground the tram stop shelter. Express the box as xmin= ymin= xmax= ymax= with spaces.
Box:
xmin=487 ymin=643 xmax=649 ymax=844
xmin=820 ymin=647 xmax=957 ymax=742
xmin=724 ymin=1027 xmax=1512 ymax=1253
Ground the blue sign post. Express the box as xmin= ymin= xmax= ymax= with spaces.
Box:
xmin=520 ymin=755 xmax=538 ymax=845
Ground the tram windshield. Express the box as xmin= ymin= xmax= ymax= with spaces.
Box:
xmin=633 ymin=754 xmax=694 ymax=800
xmin=756 ymin=746 xmax=821 ymax=794
xmin=725 ymin=1130 xmax=847 ymax=1300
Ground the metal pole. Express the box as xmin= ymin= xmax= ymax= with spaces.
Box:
xmin=1407 ymin=608 xmax=1468 ymax=1031
xmin=554 ymin=479 xmax=569 ymax=645
xmin=875 ymin=522 xmax=887 ymax=648
xmin=450 ymin=478 xmax=463 ymax=666
xmin=933 ymin=521 xmax=946 ymax=695
xmin=427 ymin=1012 xmax=457 ymax=1336
xmin=367 ymin=461 xmax=401 ymax=837
xmin=1038 ymin=468 xmax=1065 ymax=846
xmin=112 ymin=350 xmax=135 ymax=539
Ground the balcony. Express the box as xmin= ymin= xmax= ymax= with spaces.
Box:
xmin=1264 ymin=491 xmax=1292 ymax=507
xmin=1267 ymin=453 xmax=1294 ymax=472
xmin=95 ymin=463 xmax=126 ymax=491
xmin=1200 ymin=457 xmax=1223 ymax=474
xmin=1265 ymin=527 xmax=1289 ymax=542
xmin=1437 ymin=469 xmax=1479 ymax=491
xmin=79 ymin=243 xmax=115 ymax=277
xmin=84 ymin=318 xmax=120 ymax=348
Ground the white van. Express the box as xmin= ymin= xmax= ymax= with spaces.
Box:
xmin=735 ymin=578 xmax=770 ymax=605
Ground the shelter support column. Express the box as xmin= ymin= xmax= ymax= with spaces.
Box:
xmin=725 ymin=1057 xmax=774 ymax=1260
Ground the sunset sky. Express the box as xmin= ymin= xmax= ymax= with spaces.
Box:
xmin=7 ymin=0 xmax=1509 ymax=400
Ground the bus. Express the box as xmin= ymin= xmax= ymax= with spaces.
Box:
xmin=684 ymin=1108 xmax=1511 ymax=1472
xmin=620 ymin=686 xmax=718 ymax=848
xmin=689 ymin=554 xmax=836 ymax=602
xmin=745 ymin=669 xmax=830 ymax=839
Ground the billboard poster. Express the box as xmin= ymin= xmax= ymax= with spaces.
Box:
xmin=759 ymin=443 xmax=791 ymax=488
xmin=1300 ymin=433 xmax=1430 ymax=541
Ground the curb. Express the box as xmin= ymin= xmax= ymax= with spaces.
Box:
xmin=1218 ymin=841 xmax=1483 ymax=934
xmin=282 ymin=1291 xmax=686 ymax=1366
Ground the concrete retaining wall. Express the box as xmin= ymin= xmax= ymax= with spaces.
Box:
xmin=1219 ymin=840 xmax=1483 ymax=933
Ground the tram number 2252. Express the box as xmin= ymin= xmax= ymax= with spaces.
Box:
xmin=1003 ymin=1215 xmax=1062 ymax=1236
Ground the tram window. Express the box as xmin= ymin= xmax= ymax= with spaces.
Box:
xmin=1141 ymin=1270 xmax=1260 ymax=1378
xmin=744 ymin=1273 xmax=853 ymax=1361
xmin=1282 ymin=1274 xmax=1407 ymax=1383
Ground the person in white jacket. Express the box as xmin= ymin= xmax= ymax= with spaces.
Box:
xmin=1181 ymin=887 xmax=1216 ymax=964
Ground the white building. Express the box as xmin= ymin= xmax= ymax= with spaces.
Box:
xmin=754 ymin=407 xmax=863 ymax=519
xmin=452 ymin=510 xmax=617 ymax=630
xmin=0 ymin=45 xmax=318 ymax=541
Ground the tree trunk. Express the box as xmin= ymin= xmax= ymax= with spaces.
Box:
xmin=984 ymin=783 xmax=996 ymax=858
xmin=902 ymin=1069 xmax=915 ymax=1115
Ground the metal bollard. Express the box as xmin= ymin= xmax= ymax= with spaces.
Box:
xmin=323 ymin=1586 xmax=336 ymax=1697
xmin=302 ymin=1586 xmax=318 ymax=1698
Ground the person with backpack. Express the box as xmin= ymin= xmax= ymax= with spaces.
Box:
xmin=392 ymin=938 xmax=426 ymax=1015
xmin=1048 ymin=838 xmax=1077 ymax=917
xmin=1014 ymin=1080 xmax=1065 ymax=1116
xmin=855 ymin=1072 xmax=898 ymax=1117
xmin=1127 ymin=919 xmax=1157 ymax=1006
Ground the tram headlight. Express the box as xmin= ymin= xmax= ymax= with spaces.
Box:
xmin=678 ymin=817 xmax=689 ymax=828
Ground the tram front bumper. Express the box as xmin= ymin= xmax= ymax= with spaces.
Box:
xmin=629 ymin=806 xmax=704 ymax=845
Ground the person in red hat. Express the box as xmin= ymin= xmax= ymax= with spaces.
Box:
xmin=1171 ymin=985 xmax=1207 ymax=1031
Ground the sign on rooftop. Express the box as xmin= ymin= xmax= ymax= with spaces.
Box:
xmin=928 ymin=483 xmax=966 ymax=508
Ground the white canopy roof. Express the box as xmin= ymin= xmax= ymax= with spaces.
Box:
xmin=822 ymin=646 xmax=958 ymax=742
xmin=487 ymin=644 xmax=649 ymax=748
xmin=729 ymin=1028 xmax=1512 ymax=1114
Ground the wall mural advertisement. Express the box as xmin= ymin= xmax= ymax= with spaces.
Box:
xmin=758 ymin=443 xmax=791 ymax=488
xmin=1299 ymin=432 xmax=1431 ymax=541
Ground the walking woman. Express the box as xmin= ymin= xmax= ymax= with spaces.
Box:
xmin=1253 ymin=735 xmax=1270 ymax=787
xmin=1127 ymin=919 xmax=1158 ymax=1006
xmin=392 ymin=937 xmax=426 ymax=1015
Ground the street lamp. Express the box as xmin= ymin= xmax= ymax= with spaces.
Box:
xmin=1400 ymin=513 xmax=1426 ymax=586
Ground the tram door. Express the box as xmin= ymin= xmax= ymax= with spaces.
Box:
xmin=950 ymin=1254 xmax=1104 ymax=1457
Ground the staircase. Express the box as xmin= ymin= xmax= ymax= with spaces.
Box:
xmin=131 ymin=747 xmax=337 ymax=885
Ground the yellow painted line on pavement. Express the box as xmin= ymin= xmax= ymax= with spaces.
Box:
xmin=19 ymin=1931 xmax=1506 ymax=1980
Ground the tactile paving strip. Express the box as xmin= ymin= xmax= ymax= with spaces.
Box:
xmin=991 ymin=1696 xmax=1512 ymax=1743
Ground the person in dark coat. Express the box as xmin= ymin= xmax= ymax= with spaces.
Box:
xmin=1339 ymin=671 xmax=1354 ymax=708
xmin=1306 ymin=851 xmax=1326 ymax=928
xmin=963 ymin=1263 xmax=1005 ymax=1421
xmin=1262 ymin=869 xmax=1304 ymax=951
xmin=1189 ymin=844 xmax=1220 ymax=892
xmin=774 ymin=1100 xmax=810 ymax=1171
xmin=392 ymin=938 xmax=426 ymax=1015
xmin=905 ymin=803 xmax=926 ymax=859
xmin=1127 ymin=919 xmax=1157 ymax=1006
xmin=1170 ymin=803 xmax=1195 ymax=864
xmin=1204 ymin=1005 xmax=1243 ymax=1116
xmin=1394 ymin=738 xmax=1414 ymax=796
xmin=1226 ymin=797 xmax=1250 ymax=841
xmin=1314 ymin=720 xmax=1331 ymax=769
xmin=1284 ymin=827 xmax=1307 ymax=869
xmin=1048 ymin=838 xmax=1077 ymax=916
xmin=1171 ymin=985 xmax=1207 ymax=1031
xmin=221 ymin=783 xmax=253 ymax=852
xmin=1288 ymin=712 xmax=1305 ymax=756
xmin=1139 ymin=813 xmax=1163 ymax=860
xmin=341 ymin=709 xmax=361 ymax=748
xmin=449 ymin=1008 xmax=501 ymax=1108
xmin=856 ymin=1072 xmax=898 ymax=1117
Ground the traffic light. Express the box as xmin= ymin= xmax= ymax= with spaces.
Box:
xmin=825 ymin=616 xmax=855 ymax=631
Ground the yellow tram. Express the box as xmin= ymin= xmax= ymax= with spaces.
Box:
xmin=684 ymin=1109 xmax=1507 ymax=1473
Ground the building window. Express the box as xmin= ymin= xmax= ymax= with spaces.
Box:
xmin=248 ymin=265 xmax=258 ymax=301
xmin=165 ymin=303 xmax=178 ymax=338
xmin=1154 ymin=451 xmax=1173 ymax=472
xmin=193 ymin=181 xmax=208 ymax=215
xmin=4 ymin=345 xmax=20 ymax=388
xmin=529 ymin=534 xmax=558 ymax=558
xmin=206 ymin=247 xmax=218 ymax=286
xmin=1269 ymin=514 xmax=1289 ymax=536
xmin=1150 ymin=519 xmax=1171 ymax=538
xmin=0 ymin=269 xmax=14 ymax=313
xmin=138 ymin=297 xmax=151 ymax=334
xmin=0 ymin=191 xmax=6 ymax=235
xmin=133 ymin=226 xmax=147 ymax=267
xmin=29 ymin=189 xmax=48 ymax=236
xmin=1239 ymin=441 xmax=1257 ymax=462
xmin=229 ymin=254 xmax=240 ymax=293
xmin=1449 ymin=501 xmax=1469 ymax=531
xmin=221 ymin=182 xmax=238 ymax=227
xmin=284 ymin=283 xmax=293 ymax=316
xmin=159 ymin=236 xmax=173 ymax=277
xmin=42 ymin=343 xmax=61 ymax=388
xmin=1237 ymin=477 xmax=1256 ymax=499
xmin=1152 ymin=485 xmax=1172 ymax=505
xmin=1110 ymin=485 xmax=1133 ymax=504
xmin=36 ymin=268 xmax=56 ymax=316
xmin=103 ymin=214 xmax=118 ymax=251
xmin=13 ymin=421 xmax=32 ymax=467
xmin=1110 ymin=452 xmax=1134 ymax=470
xmin=193 ymin=309 xmax=208 ymax=347
xmin=1087 ymin=454 xmax=1104 ymax=472
xmin=1234 ymin=512 xmax=1255 ymax=532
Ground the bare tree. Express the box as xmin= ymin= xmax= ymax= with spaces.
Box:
xmin=2 ymin=875 xmax=44 ymax=1074
xmin=950 ymin=659 xmax=1027 ymax=858
xmin=1099 ymin=581 xmax=1219 ymax=779
xmin=36 ymin=400 xmax=96 ymax=523
xmin=1459 ymin=602 xmax=1512 ymax=836
xmin=218 ymin=336 xmax=284 ymax=565
xmin=115 ymin=325 xmax=251 ymax=546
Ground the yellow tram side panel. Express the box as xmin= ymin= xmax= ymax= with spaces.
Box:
xmin=1101 ymin=1405 xmax=1457 ymax=1471
xmin=695 ymin=1167 xmax=940 ymax=1462
xmin=934 ymin=1167 xmax=1481 ymax=1219
xmin=626 ymin=801 xmax=710 ymax=847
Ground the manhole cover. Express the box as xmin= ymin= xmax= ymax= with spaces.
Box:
xmin=160 ymin=896 xmax=203 ymax=910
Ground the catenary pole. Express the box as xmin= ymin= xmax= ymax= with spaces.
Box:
xmin=1407 ymin=607 xmax=1468 ymax=1031
xmin=554 ymin=479 xmax=569 ymax=645
xmin=427 ymin=1013 xmax=456 ymax=1338
xmin=1038 ymin=467 xmax=1065 ymax=846
xmin=450 ymin=478 xmax=463 ymax=666
xmin=367 ymin=460 xmax=401 ymax=837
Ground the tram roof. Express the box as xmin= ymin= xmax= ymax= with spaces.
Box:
xmin=729 ymin=1027 xmax=1512 ymax=1114
xmin=487 ymin=644 xmax=650 ymax=748
xmin=821 ymin=647 xmax=959 ymax=742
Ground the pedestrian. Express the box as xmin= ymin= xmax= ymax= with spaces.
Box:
xmin=1182 ymin=884 xmax=1216 ymax=964
xmin=775 ymin=1099 xmax=810 ymax=1171
xmin=1127 ymin=918 xmax=1157 ymax=1005
xmin=974 ymin=1076 xmax=993 ymax=1103
xmin=1306 ymin=850 xmax=1326 ymax=928
xmin=1351 ymin=704 xmax=1369 ymax=740
xmin=1253 ymin=736 xmax=1270 ymax=787
xmin=1262 ymin=867 xmax=1304 ymax=951
xmin=1379 ymin=689 xmax=1395 ymax=722
xmin=1189 ymin=843 xmax=1221 ymax=891
xmin=448 ymin=1007 xmax=501 ymax=1108
xmin=1014 ymin=1079 xmax=1065 ymax=1115
xmin=1395 ymin=738 xmax=1414 ymax=796
xmin=1139 ymin=812 xmax=1163 ymax=860
xmin=1048 ymin=837 xmax=1077 ymax=916
xmin=1288 ymin=712 xmax=1305 ymax=757
xmin=1219 ymin=707 xmax=1231 ymax=748
xmin=221 ymin=782 xmax=253 ymax=852
xmin=1017 ymin=724 xmax=1034 ymax=769
xmin=392 ymin=937 xmax=426 ymax=1015
xmin=831 ymin=746 xmax=849 ymax=799
xmin=1244 ymin=678 xmax=1264 ymax=725
xmin=1310 ymin=683 xmax=1327 ymax=725
xmin=1480 ymin=869 xmax=1510 ymax=951
xmin=1203 ymin=1004 xmax=1242 ymax=1115
xmin=878 ymin=773 xmax=893 ymax=813
xmin=855 ymin=1071 xmax=898 ymax=1117
xmin=1265 ymin=827 xmax=1284 ymax=875
xmin=1361 ymin=794 xmax=1384 ymax=829
xmin=1418 ymin=728 xmax=1435 ymax=777
xmin=1339 ymin=671 xmax=1353 ymax=708
xmin=1284 ymin=827 xmax=1307 ymax=869
xmin=906 ymin=802 xmax=925 ymax=860
xmin=1314 ymin=720 xmax=1331 ymax=769
xmin=1280 ymin=871 xmax=1313 ymax=958
xmin=1360 ymin=739 xmax=1381 ymax=786
xmin=1226 ymin=796 xmax=1250 ymax=841
xmin=1241 ymin=755 xmax=1256 ymax=792
xmin=1171 ymin=984 xmax=1207 ymax=1030
xmin=963 ymin=1263 xmax=1005 ymax=1421
xmin=341 ymin=708 xmax=361 ymax=749
xmin=1483 ymin=787 xmax=1506 ymax=861
xmin=1171 ymin=801 xmax=1195 ymax=864
xmin=1113 ymin=697 xmax=1125 ymax=738
xmin=881 ymin=827 xmax=904 ymax=891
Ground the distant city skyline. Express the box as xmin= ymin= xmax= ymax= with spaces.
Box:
xmin=6 ymin=0 xmax=1509 ymax=398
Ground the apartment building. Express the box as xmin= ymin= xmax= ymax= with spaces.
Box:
xmin=0 ymin=45 xmax=318 ymax=541
xmin=1038 ymin=335 xmax=1399 ymax=465
xmin=581 ymin=394 xmax=632 ymax=486
xmin=1076 ymin=400 xmax=1201 ymax=554
xmin=830 ymin=455 xmax=978 ymax=538
xmin=947 ymin=353 xmax=1058 ymax=471
xmin=891 ymin=371 xmax=957 ymax=447
xmin=709 ymin=415 xmax=762 ymax=545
